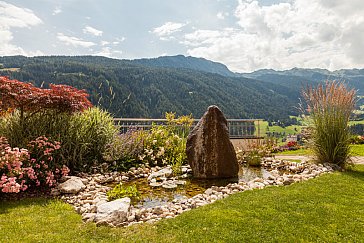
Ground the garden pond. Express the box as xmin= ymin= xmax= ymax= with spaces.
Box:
xmin=117 ymin=165 xmax=287 ymax=208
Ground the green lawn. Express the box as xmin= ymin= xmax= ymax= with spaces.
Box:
xmin=274 ymin=148 xmax=313 ymax=156
xmin=351 ymin=144 xmax=364 ymax=156
xmin=1 ymin=165 xmax=363 ymax=242
xmin=274 ymin=144 xmax=364 ymax=156
xmin=258 ymin=121 xmax=301 ymax=137
xmin=349 ymin=120 xmax=364 ymax=125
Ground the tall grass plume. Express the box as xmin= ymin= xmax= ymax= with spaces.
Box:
xmin=301 ymin=81 xmax=356 ymax=167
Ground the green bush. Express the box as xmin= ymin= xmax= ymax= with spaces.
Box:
xmin=66 ymin=107 xmax=118 ymax=171
xmin=107 ymin=184 xmax=140 ymax=201
xmin=104 ymin=113 xmax=191 ymax=172
xmin=0 ymin=107 xmax=117 ymax=172
xmin=142 ymin=125 xmax=187 ymax=167
xmin=0 ymin=110 xmax=71 ymax=148
xmin=103 ymin=129 xmax=145 ymax=171
xmin=236 ymin=138 xmax=274 ymax=166
xmin=302 ymin=81 xmax=356 ymax=167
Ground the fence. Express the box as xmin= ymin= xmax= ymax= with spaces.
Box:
xmin=113 ymin=118 xmax=263 ymax=138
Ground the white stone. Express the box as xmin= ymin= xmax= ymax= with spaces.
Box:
xmin=95 ymin=197 xmax=131 ymax=223
xmin=148 ymin=167 xmax=173 ymax=181
xmin=58 ymin=177 xmax=86 ymax=194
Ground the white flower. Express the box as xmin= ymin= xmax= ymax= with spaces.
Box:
xmin=157 ymin=147 xmax=165 ymax=157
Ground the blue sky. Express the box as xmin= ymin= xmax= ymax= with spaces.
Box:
xmin=1 ymin=0 xmax=363 ymax=72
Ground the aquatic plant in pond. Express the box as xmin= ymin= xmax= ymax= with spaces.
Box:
xmin=107 ymin=184 xmax=140 ymax=201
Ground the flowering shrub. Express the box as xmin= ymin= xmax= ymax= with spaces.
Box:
xmin=0 ymin=136 xmax=69 ymax=193
xmin=287 ymin=141 xmax=298 ymax=148
xmin=349 ymin=135 xmax=364 ymax=144
xmin=104 ymin=113 xmax=192 ymax=173
xmin=103 ymin=128 xmax=145 ymax=171
xmin=236 ymin=139 xmax=273 ymax=166
xmin=141 ymin=124 xmax=187 ymax=168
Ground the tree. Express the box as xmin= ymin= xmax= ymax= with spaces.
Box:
xmin=0 ymin=76 xmax=92 ymax=119
xmin=0 ymin=76 xmax=93 ymax=146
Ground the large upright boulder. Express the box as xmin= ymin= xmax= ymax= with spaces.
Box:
xmin=186 ymin=105 xmax=239 ymax=179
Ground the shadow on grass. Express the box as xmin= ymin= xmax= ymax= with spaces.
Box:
xmin=0 ymin=197 xmax=53 ymax=214
xmin=344 ymin=164 xmax=364 ymax=181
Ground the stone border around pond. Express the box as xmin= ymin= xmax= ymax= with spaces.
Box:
xmin=52 ymin=158 xmax=336 ymax=227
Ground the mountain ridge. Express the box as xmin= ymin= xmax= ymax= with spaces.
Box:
xmin=0 ymin=55 xmax=363 ymax=121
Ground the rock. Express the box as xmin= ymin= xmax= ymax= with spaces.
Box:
xmin=152 ymin=206 xmax=164 ymax=215
xmin=174 ymin=180 xmax=186 ymax=185
xmin=148 ymin=167 xmax=173 ymax=181
xmin=186 ymin=105 xmax=239 ymax=179
xmin=204 ymin=188 xmax=214 ymax=195
xmin=50 ymin=188 xmax=61 ymax=196
xmin=58 ymin=177 xmax=86 ymax=194
xmin=162 ymin=182 xmax=178 ymax=189
xmin=283 ymin=178 xmax=294 ymax=185
xmin=253 ymin=177 xmax=264 ymax=183
xmin=149 ymin=182 xmax=163 ymax=187
xmin=95 ymin=198 xmax=131 ymax=223
xmin=82 ymin=213 xmax=96 ymax=221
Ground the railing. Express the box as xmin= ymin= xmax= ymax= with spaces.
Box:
xmin=113 ymin=118 xmax=263 ymax=138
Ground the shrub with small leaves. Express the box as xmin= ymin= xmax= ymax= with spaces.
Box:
xmin=107 ymin=183 xmax=140 ymax=201
xmin=103 ymin=128 xmax=145 ymax=171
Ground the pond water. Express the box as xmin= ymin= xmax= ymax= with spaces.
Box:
xmin=118 ymin=165 xmax=283 ymax=208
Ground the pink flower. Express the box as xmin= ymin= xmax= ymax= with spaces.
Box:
xmin=61 ymin=165 xmax=70 ymax=177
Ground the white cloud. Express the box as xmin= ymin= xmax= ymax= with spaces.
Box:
xmin=151 ymin=22 xmax=186 ymax=40
xmin=100 ymin=40 xmax=109 ymax=46
xmin=115 ymin=37 xmax=126 ymax=42
xmin=217 ymin=12 xmax=229 ymax=20
xmin=181 ymin=0 xmax=364 ymax=72
xmin=83 ymin=25 xmax=103 ymax=36
xmin=57 ymin=33 xmax=96 ymax=48
xmin=0 ymin=1 xmax=42 ymax=55
xmin=52 ymin=6 xmax=62 ymax=16
xmin=217 ymin=12 xmax=225 ymax=20
xmin=93 ymin=47 xmax=122 ymax=58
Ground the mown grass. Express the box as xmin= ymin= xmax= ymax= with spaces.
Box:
xmin=351 ymin=144 xmax=364 ymax=156
xmin=349 ymin=120 xmax=364 ymax=125
xmin=258 ymin=121 xmax=301 ymax=137
xmin=274 ymin=148 xmax=313 ymax=156
xmin=1 ymin=165 xmax=363 ymax=242
xmin=275 ymin=144 xmax=364 ymax=156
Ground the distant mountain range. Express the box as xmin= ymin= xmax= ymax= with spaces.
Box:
xmin=0 ymin=55 xmax=363 ymax=121
xmin=130 ymin=55 xmax=364 ymax=95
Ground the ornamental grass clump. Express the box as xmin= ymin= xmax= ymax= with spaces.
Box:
xmin=302 ymin=81 xmax=356 ymax=167
xmin=0 ymin=77 xmax=118 ymax=172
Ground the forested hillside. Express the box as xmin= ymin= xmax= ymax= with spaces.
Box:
xmin=131 ymin=55 xmax=237 ymax=77
xmin=0 ymin=56 xmax=298 ymax=120
xmin=241 ymin=68 xmax=364 ymax=95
